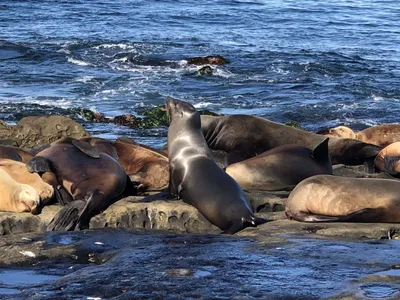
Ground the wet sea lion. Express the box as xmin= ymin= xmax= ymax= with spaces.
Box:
xmin=285 ymin=175 xmax=400 ymax=223
xmin=225 ymin=139 xmax=332 ymax=191
xmin=200 ymin=114 xmax=381 ymax=166
xmin=374 ymin=142 xmax=400 ymax=176
xmin=166 ymin=97 xmax=265 ymax=234
xmin=0 ymin=168 xmax=40 ymax=214
xmin=0 ymin=145 xmax=33 ymax=163
xmin=0 ymin=159 xmax=54 ymax=203
xmin=26 ymin=137 xmax=129 ymax=231
xmin=322 ymin=124 xmax=400 ymax=147
xmin=113 ymin=140 xmax=169 ymax=190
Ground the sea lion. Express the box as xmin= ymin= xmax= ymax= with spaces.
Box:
xmin=0 ymin=168 xmax=40 ymax=214
xmin=285 ymin=175 xmax=400 ymax=223
xmin=26 ymin=137 xmax=129 ymax=231
xmin=0 ymin=159 xmax=54 ymax=203
xmin=113 ymin=140 xmax=169 ymax=190
xmin=322 ymin=124 xmax=400 ymax=147
xmin=374 ymin=142 xmax=400 ymax=177
xmin=166 ymin=97 xmax=265 ymax=234
xmin=79 ymin=137 xmax=119 ymax=160
xmin=0 ymin=145 xmax=33 ymax=163
xmin=200 ymin=114 xmax=382 ymax=166
xmin=225 ymin=139 xmax=332 ymax=191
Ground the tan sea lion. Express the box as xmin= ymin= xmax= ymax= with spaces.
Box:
xmin=285 ymin=175 xmax=400 ymax=223
xmin=0 ymin=168 xmax=40 ymax=214
xmin=323 ymin=124 xmax=400 ymax=147
xmin=113 ymin=140 xmax=169 ymax=190
xmin=374 ymin=142 xmax=400 ymax=176
xmin=200 ymin=114 xmax=381 ymax=166
xmin=225 ymin=139 xmax=332 ymax=191
xmin=0 ymin=159 xmax=54 ymax=203
xmin=26 ymin=137 xmax=130 ymax=231
xmin=0 ymin=145 xmax=34 ymax=163
xmin=166 ymin=97 xmax=266 ymax=234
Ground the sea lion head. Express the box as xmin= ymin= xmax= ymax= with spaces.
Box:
xmin=327 ymin=126 xmax=356 ymax=139
xmin=14 ymin=184 xmax=41 ymax=214
xmin=166 ymin=97 xmax=200 ymax=128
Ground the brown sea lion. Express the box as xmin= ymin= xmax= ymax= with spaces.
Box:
xmin=113 ymin=140 xmax=169 ymax=190
xmin=285 ymin=175 xmax=400 ymax=223
xmin=374 ymin=142 xmax=400 ymax=176
xmin=0 ymin=159 xmax=54 ymax=203
xmin=166 ymin=97 xmax=266 ymax=234
xmin=0 ymin=145 xmax=33 ymax=163
xmin=26 ymin=137 xmax=129 ymax=231
xmin=200 ymin=114 xmax=382 ymax=166
xmin=323 ymin=124 xmax=400 ymax=147
xmin=0 ymin=168 xmax=40 ymax=214
xmin=225 ymin=139 xmax=332 ymax=191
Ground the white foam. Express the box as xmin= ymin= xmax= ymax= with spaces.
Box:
xmin=194 ymin=102 xmax=213 ymax=109
xmin=74 ymin=76 xmax=95 ymax=83
xmin=93 ymin=43 xmax=136 ymax=50
xmin=67 ymin=57 xmax=91 ymax=66
xmin=213 ymin=68 xmax=235 ymax=78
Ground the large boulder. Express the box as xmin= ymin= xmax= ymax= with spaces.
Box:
xmin=0 ymin=116 xmax=89 ymax=148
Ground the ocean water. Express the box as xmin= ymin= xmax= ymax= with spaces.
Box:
xmin=1 ymin=0 xmax=399 ymax=146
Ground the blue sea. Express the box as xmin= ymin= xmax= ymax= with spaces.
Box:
xmin=1 ymin=0 xmax=399 ymax=147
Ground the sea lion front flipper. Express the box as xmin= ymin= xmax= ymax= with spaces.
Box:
xmin=26 ymin=156 xmax=52 ymax=173
xmin=222 ymin=215 xmax=267 ymax=235
xmin=71 ymin=139 xmax=101 ymax=159
xmin=312 ymin=138 xmax=330 ymax=163
xmin=47 ymin=200 xmax=86 ymax=231
xmin=384 ymin=156 xmax=400 ymax=177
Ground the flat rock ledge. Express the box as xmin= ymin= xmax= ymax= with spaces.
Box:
xmin=0 ymin=192 xmax=399 ymax=243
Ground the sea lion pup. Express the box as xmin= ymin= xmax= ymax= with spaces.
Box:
xmin=0 ymin=145 xmax=34 ymax=163
xmin=0 ymin=159 xmax=54 ymax=203
xmin=322 ymin=124 xmax=400 ymax=147
xmin=225 ymin=139 xmax=332 ymax=191
xmin=26 ymin=137 xmax=129 ymax=231
xmin=166 ymin=97 xmax=266 ymax=234
xmin=0 ymin=168 xmax=40 ymax=214
xmin=200 ymin=114 xmax=381 ymax=166
xmin=113 ymin=139 xmax=169 ymax=191
xmin=374 ymin=142 xmax=400 ymax=177
xmin=285 ymin=175 xmax=400 ymax=223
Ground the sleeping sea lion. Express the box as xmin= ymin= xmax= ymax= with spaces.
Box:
xmin=285 ymin=175 xmax=400 ymax=223
xmin=26 ymin=137 xmax=129 ymax=231
xmin=200 ymin=114 xmax=381 ymax=166
xmin=0 ymin=145 xmax=33 ymax=163
xmin=0 ymin=159 xmax=54 ymax=203
xmin=166 ymin=97 xmax=266 ymax=234
xmin=0 ymin=168 xmax=40 ymax=214
xmin=225 ymin=139 xmax=332 ymax=191
xmin=322 ymin=124 xmax=400 ymax=147
xmin=113 ymin=140 xmax=169 ymax=190
xmin=374 ymin=142 xmax=400 ymax=177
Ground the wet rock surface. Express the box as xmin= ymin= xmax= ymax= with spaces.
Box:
xmin=0 ymin=230 xmax=399 ymax=299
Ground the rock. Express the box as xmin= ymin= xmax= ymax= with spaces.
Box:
xmin=194 ymin=66 xmax=213 ymax=75
xmin=0 ymin=139 xmax=19 ymax=147
xmin=186 ymin=55 xmax=229 ymax=65
xmin=0 ymin=116 xmax=90 ymax=148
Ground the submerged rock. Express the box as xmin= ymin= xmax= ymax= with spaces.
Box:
xmin=186 ymin=55 xmax=229 ymax=65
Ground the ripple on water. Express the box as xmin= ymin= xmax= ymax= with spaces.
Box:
xmin=361 ymin=284 xmax=399 ymax=299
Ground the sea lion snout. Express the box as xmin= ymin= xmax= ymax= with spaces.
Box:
xmin=17 ymin=186 xmax=41 ymax=213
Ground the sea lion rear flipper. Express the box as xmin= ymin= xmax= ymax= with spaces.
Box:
xmin=71 ymin=139 xmax=101 ymax=159
xmin=75 ymin=190 xmax=106 ymax=230
xmin=54 ymin=186 xmax=74 ymax=206
xmin=26 ymin=156 xmax=52 ymax=173
xmin=47 ymin=200 xmax=86 ymax=231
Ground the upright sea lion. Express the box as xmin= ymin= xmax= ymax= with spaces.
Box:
xmin=26 ymin=137 xmax=129 ymax=231
xmin=166 ymin=97 xmax=265 ymax=234
xmin=113 ymin=140 xmax=169 ymax=190
xmin=200 ymin=114 xmax=381 ymax=166
xmin=374 ymin=142 xmax=400 ymax=177
xmin=322 ymin=124 xmax=400 ymax=147
xmin=0 ymin=168 xmax=40 ymax=214
xmin=225 ymin=139 xmax=332 ymax=191
xmin=0 ymin=159 xmax=54 ymax=203
xmin=0 ymin=145 xmax=33 ymax=163
xmin=285 ymin=175 xmax=400 ymax=223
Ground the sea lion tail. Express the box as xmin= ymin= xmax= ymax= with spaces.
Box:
xmin=47 ymin=200 xmax=86 ymax=231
